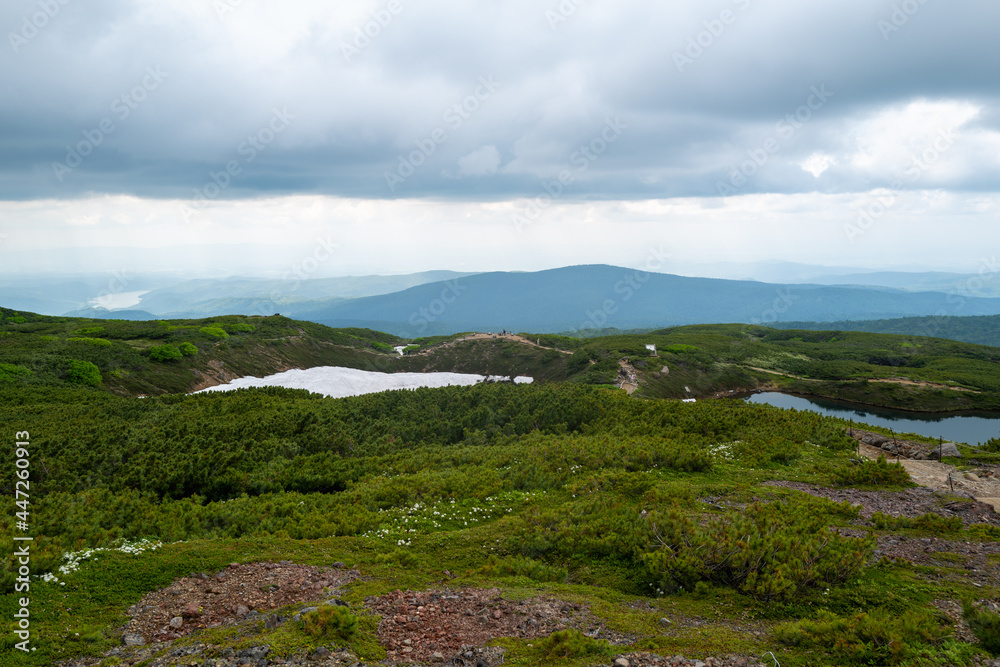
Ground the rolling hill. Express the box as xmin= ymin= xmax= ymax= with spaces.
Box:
xmin=294 ymin=265 xmax=1000 ymax=336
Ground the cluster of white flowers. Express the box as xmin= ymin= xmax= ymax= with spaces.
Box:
xmin=362 ymin=490 xmax=532 ymax=542
xmin=38 ymin=538 xmax=164 ymax=585
xmin=708 ymin=441 xmax=739 ymax=461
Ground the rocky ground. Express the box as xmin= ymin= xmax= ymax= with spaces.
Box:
xmin=121 ymin=561 xmax=360 ymax=645
xmin=366 ymin=587 xmax=633 ymax=663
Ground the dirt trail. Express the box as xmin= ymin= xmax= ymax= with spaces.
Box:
xmin=857 ymin=442 xmax=1000 ymax=511
xmin=410 ymin=332 xmax=573 ymax=356
xmin=617 ymin=359 xmax=638 ymax=395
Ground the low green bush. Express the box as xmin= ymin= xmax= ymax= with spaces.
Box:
xmin=870 ymin=512 xmax=963 ymax=533
xmin=149 ymin=344 xmax=183 ymax=362
xmin=479 ymin=555 xmax=567 ymax=583
xmin=775 ymin=608 xmax=952 ymax=665
xmin=68 ymin=337 xmax=112 ymax=347
xmin=533 ymin=629 xmax=611 ymax=661
xmin=199 ymin=326 xmax=229 ymax=339
xmin=301 ymin=605 xmax=358 ymax=641
xmin=832 ymin=456 xmax=912 ymax=487
xmin=66 ymin=359 xmax=101 ymax=386
xmin=963 ymin=600 xmax=1000 ymax=655
xmin=178 ymin=342 xmax=198 ymax=356
xmin=641 ymin=498 xmax=871 ymax=600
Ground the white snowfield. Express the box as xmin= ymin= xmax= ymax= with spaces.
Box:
xmin=194 ymin=366 xmax=533 ymax=399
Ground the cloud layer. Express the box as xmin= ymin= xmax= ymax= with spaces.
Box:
xmin=2 ymin=0 xmax=997 ymax=202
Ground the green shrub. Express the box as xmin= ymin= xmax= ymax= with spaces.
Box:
xmin=372 ymin=341 xmax=394 ymax=353
xmin=149 ymin=344 xmax=183 ymax=362
xmin=963 ymin=600 xmax=1000 ymax=655
xmin=66 ymin=360 xmax=101 ymax=386
xmin=0 ymin=363 xmax=32 ymax=381
xmin=73 ymin=326 xmax=105 ymax=336
xmin=982 ymin=437 xmax=1000 ymax=453
xmin=870 ymin=512 xmax=963 ymax=533
xmin=178 ymin=342 xmax=198 ymax=356
xmin=533 ymin=629 xmax=611 ymax=661
xmin=68 ymin=336 xmax=113 ymax=347
xmin=970 ymin=524 xmax=1000 ymax=540
xmin=5 ymin=316 xmax=26 ymax=324
xmin=300 ymin=604 xmax=358 ymax=641
xmin=775 ymin=608 xmax=951 ymax=665
xmin=402 ymin=345 xmax=420 ymax=355
xmin=199 ymin=326 xmax=229 ymax=339
xmin=641 ymin=498 xmax=871 ymax=600
xmin=832 ymin=456 xmax=912 ymax=488
xmin=479 ymin=555 xmax=567 ymax=583
xmin=227 ymin=323 xmax=255 ymax=334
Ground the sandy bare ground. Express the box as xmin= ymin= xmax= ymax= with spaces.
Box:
xmin=617 ymin=359 xmax=638 ymax=394
xmin=409 ymin=332 xmax=573 ymax=356
xmin=857 ymin=442 xmax=1000 ymax=510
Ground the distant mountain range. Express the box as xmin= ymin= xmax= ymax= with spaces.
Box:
xmin=6 ymin=264 xmax=1000 ymax=343
xmin=772 ymin=314 xmax=1000 ymax=348
xmin=294 ymin=265 xmax=1000 ymax=337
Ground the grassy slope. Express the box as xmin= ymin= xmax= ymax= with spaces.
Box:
xmin=4 ymin=307 xmax=1000 ymax=412
xmin=3 ymin=309 xmax=1000 ymax=665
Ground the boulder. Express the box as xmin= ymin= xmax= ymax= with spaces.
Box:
xmin=930 ymin=443 xmax=962 ymax=459
xmin=122 ymin=633 xmax=145 ymax=646
xmin=181 ymin=602 xmax=201 ymax=619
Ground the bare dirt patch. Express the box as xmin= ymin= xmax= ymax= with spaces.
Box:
xmin=123 ymin=561 xmax=359 ymax=644
xmin=365 ymin=587 xmax=633 ymax=663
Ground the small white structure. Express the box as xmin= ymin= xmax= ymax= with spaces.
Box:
xmin=682 ymin=398 xmax=696 ymax=403
xmin=645 ymin=343 xmax=657 ymax=356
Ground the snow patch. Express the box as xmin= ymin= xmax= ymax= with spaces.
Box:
xmin=194 ymin=366 xmax=533 ymax=399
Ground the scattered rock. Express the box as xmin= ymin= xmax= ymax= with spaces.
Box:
xmin=168 ymin=617 xmax=183 ymax=629
xmin=122 ymin=633 xmax=145 ymax=646
xmin=930 ymin=442 xmax=962 ymax=459
xmin=181 ymin=602 xmax=201 ymax=619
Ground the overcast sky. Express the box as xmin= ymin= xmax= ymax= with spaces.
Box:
xmin=0 ymin=0 xmax=997 ymax=278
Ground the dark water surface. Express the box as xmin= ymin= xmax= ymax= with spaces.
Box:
xmin=745 ymin=392 xmax=1000 ymax=445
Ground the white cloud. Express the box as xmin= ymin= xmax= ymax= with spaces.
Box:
xmin=800 ymin=153 xmax=836 ymax=177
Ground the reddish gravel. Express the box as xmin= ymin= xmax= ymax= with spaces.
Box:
xmin=365 ymin=587 xmax=633 ymax=664
xmin=123 ymin=560 xmax=358 ymax=644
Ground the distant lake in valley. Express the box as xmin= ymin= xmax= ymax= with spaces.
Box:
xmin=745 ymin=392 xmax=1000 ymax=446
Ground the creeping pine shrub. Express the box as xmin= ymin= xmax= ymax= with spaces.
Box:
xmin=963 ymin=600 xmax=1000 ymax=655
xmin=66 ymin=359 xmax=102 ymax=386
xmin=178 ymin=342 xmax=198 ymax=356
xmin=199 ymin=326 xmax=229 ymax=339
xmin=870 ymin=512 xmax=963 ymax=533
xmin=301 ymin=605 xmax=358 ymax=641
xmin=641 ymin=498 xmax=872 ymax=600
xmin=479 ymin=555 xmax=567 ymax=583
xmin=149 ymin=344 xmax=183 ymax=362
xmin=733 ymin=437 xmax=801 ymax=467
xmin=775 ymin=608 xmax=952 ymax=665
xmin=534 ymin=629 xmax=612 ymax=661
xmin=832 ymin=455 xmax=912 ymax=488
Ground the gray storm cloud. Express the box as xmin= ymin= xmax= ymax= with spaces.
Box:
xmin=1 ymin=0 xmax=997 ymax=202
